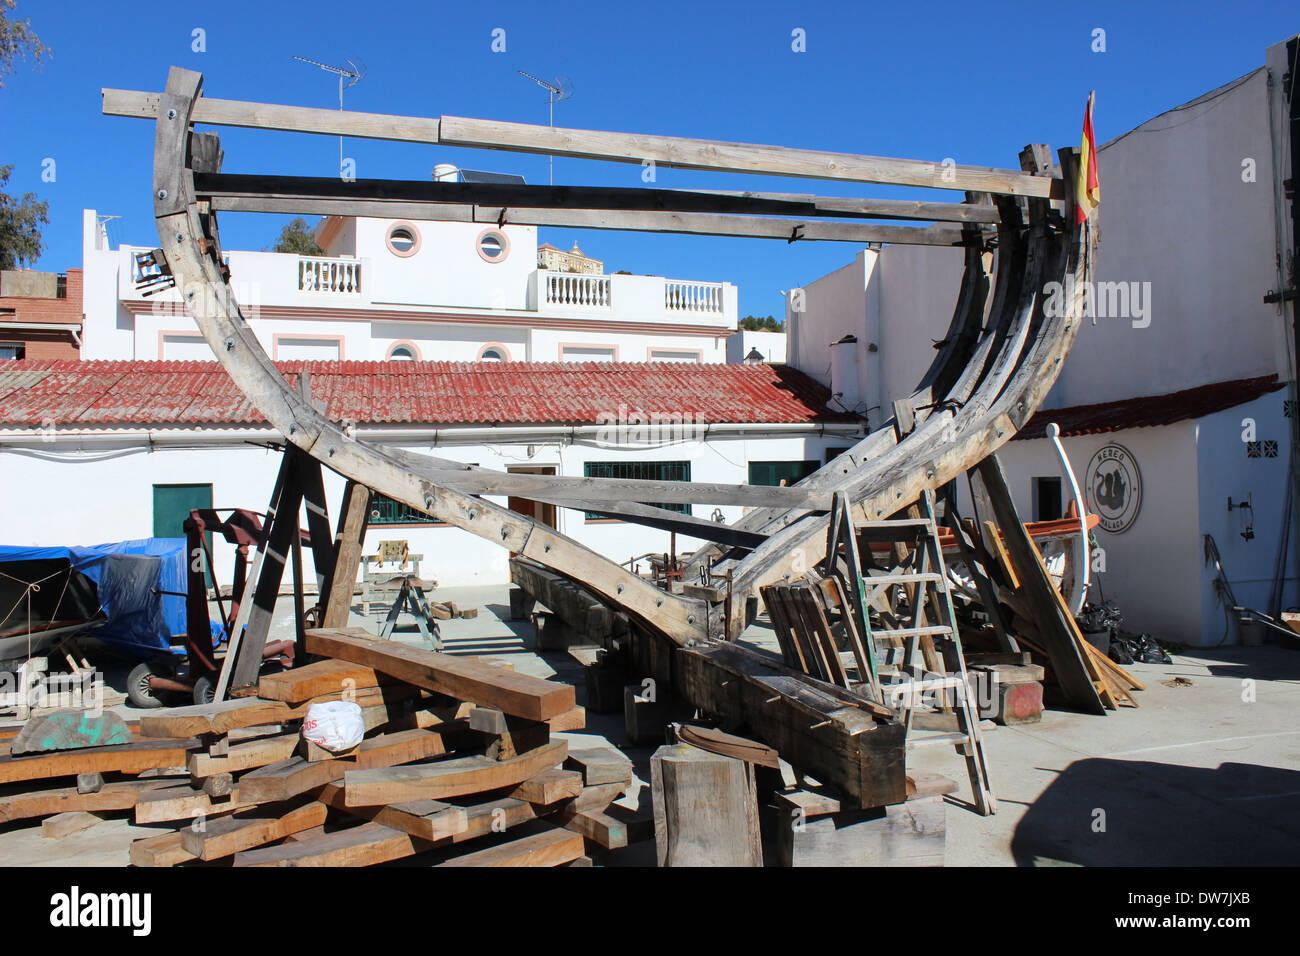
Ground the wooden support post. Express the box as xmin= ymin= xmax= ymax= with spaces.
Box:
xmin=322 ymin=481 xmax=371 ymax=628
xmin=650 ymin=743 xmax=762 ymax=866
xmin=972 ymin=456 xmax=1105 ymax=715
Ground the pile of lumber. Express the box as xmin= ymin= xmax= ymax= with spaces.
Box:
xmin=0 ymin=627 xmax=649 ymax=867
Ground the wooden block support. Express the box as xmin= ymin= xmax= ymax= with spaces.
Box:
xmin=42 ymin=811 xmax=104 ymax=839
xmin=650 ymin=743 xmax=762 ymax=867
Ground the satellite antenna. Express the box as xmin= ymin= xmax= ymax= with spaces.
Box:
xmin=517 ymin=70 xmax=574 ymax=185
xmin=293 ymin=55 xmax=366 ymax=174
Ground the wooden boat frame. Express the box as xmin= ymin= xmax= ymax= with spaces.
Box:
xmin=102 ymin=68 xmax=1091 ymax=805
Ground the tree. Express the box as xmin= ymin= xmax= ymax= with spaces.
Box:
xmin=270 ymin=218 xmax=324 ymax=256
xmin=739 ymin=314 xmax=784 ymax=332
xmin=0 ymin=164 xmax=47 ymax=270
xmin=0 ymin=4 xmax=49 ymax=269
xmin=1 ymin=1 xmax=48 ymax=89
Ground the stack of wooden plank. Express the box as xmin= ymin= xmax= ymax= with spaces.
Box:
xmin=0 ymin=627 xmax=649 ymax=867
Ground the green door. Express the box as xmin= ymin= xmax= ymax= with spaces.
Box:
xmin=152 ymin=483 xmax=213 ymax=538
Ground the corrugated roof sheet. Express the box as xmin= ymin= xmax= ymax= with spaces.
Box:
xmin=0 ymin=359 xmax=857 ymax=428
xmin=1016 ymin=375 xmax=1285 ymax=440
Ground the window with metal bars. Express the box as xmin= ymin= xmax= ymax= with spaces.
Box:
xmin=369 ymin=493 xmax=443 ymax=526
xmin=583 ymin=460 xmax=691 ymax=520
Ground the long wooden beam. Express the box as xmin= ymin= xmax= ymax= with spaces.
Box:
xmin=103 ymin=87 xmax=1057 ymax=197
xmin=195 ymin=172 xmax=1000 ymax=224
xmin=439 ymin=117 xmax=1057 ymax=197
xmin=208 ymin=196 xmax=969 ymax=245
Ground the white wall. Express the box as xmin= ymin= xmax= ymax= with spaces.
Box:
xmin=358 ymin=218 xmax=537 ymax=312
xmin=726 ymin=330 xmax=787 ymax=364
xmin=968 ymin=423 xmax=1205 ymax=644
xmin=0 ymin=430 xmax=854 ymax=590
xmin=1050 ymin=67 xmax=1291 ymax=408
xmin=1195 ymin=392 xmax=1297 ymax=643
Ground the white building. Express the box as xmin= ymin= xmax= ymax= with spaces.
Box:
xmin=0 ymin=360 xmax=864 ymax=589
xmin=80 ymin=201 xmax=738 ymax=366
xmin=784 ymin=35 xmax=1300 ymax=646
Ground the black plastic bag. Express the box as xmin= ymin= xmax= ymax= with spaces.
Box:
xmin=1110 ymin=630 xmax=1172 ymax=665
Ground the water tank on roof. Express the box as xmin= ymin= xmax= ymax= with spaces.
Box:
xmin=432 ymin=164 xmax=460 ymax=183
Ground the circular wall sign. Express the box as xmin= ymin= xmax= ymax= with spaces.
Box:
xmin=1085 ymin=443 xmax=1142 ymax=534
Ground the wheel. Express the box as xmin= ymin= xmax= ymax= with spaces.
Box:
xmin=127 ymin=662 xmax=167 ymax=709
xmin=192 ymin=674 xmax=216 ymax=705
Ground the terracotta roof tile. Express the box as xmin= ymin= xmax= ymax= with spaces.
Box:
xmin=1016 ymin=375 xmax=1285 ymax=440
xmin=0 ymin=360 xmax=857 ymax=429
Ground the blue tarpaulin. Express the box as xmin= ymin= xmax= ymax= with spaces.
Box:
xmin=0 ymin=539 xmax=222 ymax=657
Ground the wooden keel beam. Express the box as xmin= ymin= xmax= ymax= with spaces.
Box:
xmin=304 ymin=628 xmax=575 ymax=720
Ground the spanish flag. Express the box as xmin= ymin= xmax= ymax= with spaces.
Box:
xmin=1076 ymin=91 xmax=1100 ymax=224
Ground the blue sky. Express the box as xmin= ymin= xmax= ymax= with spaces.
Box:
xmin=2 ymin=0 xmax=1296 ymax=319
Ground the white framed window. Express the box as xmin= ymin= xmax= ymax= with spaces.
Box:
xmin=561 ymin=345 xmax=616 ymax=362
xmin=476 ymin=227 xmax=510 ymax=263
xmin=160 ymin=332 xmax=211 ymax=360
xmin=648 ymin=349 xmax=702 ymax=363
xmin=387 ymin=341 xmax=420 ymax=361
xmin=385 ymin=222 xmax=422 ymax=258
xmin=274 ymin=336 xmax=343 ymax=361
xmin=478 ymin=343 xmax=510 ymax=362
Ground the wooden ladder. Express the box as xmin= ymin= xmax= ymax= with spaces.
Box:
xmin=858 ymin=489 xmax=997 ymax=816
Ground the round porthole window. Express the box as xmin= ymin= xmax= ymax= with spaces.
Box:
xmin=386 ymin=222 xmax=421 ymax=257
xmin=476 ymin=228 xmax=510 ymax=263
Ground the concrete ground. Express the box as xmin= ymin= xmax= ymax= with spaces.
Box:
xmin=3 ymin=582 xmax=1298 ymax=866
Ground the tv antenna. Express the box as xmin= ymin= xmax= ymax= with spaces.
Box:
xmin=517 ymin=70 xmax=573 ymax=185
xmin=293 ymin=55 xmax=366 ymax=174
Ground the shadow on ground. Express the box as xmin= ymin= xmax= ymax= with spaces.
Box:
xmin=1011 ymin=758 xmax=1300 ymax=865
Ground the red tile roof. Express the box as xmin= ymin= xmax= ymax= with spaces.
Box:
xmin=0 ymin=360 xmax=857 ymax=429
xmin=1016 ymin=375 xmax=1286 ymax=440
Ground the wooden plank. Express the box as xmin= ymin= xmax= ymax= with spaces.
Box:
xmin=510 ymin=769 xmax=584 ymax=805
xmin=256 ymin=659 xmax=390 ymax=703
xmin=11 ymin=710 xmax=132 ymax=755
xmin=41 ymin=811 xmax=104 ymax=839
xmin=437 ymin=825 xmax=585 ymax=868
xmin=557 ymin=808 xmax=631 ymax=850
xmin=322 ymin=481 xmax=371 ymax=628
xmin=0 ymin=779 xmax=164 ymax=823
xmin=0 ymin=737 xmax=199 ymax=785
xmin=103 ymin=87 xmax=1054 ymax=195
xmin=437 ymin=116 xmax=1056 ymax=197
xmin=134 ymin=783 xmax=258 ymax=824
xmin=138 ymin=699 xmax=291 ymax=738
xmin=180 ymin=800 xmax=329 ymax=860
xmin=129 ymin=830 xmax=194 ymax=867
xmin=194 ymin=172 xmax=1003 ymax=223
xmin=973 ymin=459 xmax=1105 ymax=716
xmin=304 ymin=628 xmax=575 ymax=720
xmin=343 ymin=740 xmax=567 ymax=807
xmin=562 ymin=748 xmax=633 ymax=787
xmin=317 ymin=783 xmax=469 ymax=842
xmin=545 ymin=706 xmax=586 ymax=733
xmin=187 ymin=733 xmax=299 ymax=777
xmin=233 ymin=820 xmax=429 ymax=867
xmin=239 ymin=727 xmax=459 ymax=804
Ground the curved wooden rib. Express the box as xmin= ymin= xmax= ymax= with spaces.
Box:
xmin=150 ymin=68 xmax=709 ymax=644
xmin=145 ymin=67 xmax=1087 ymax=654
